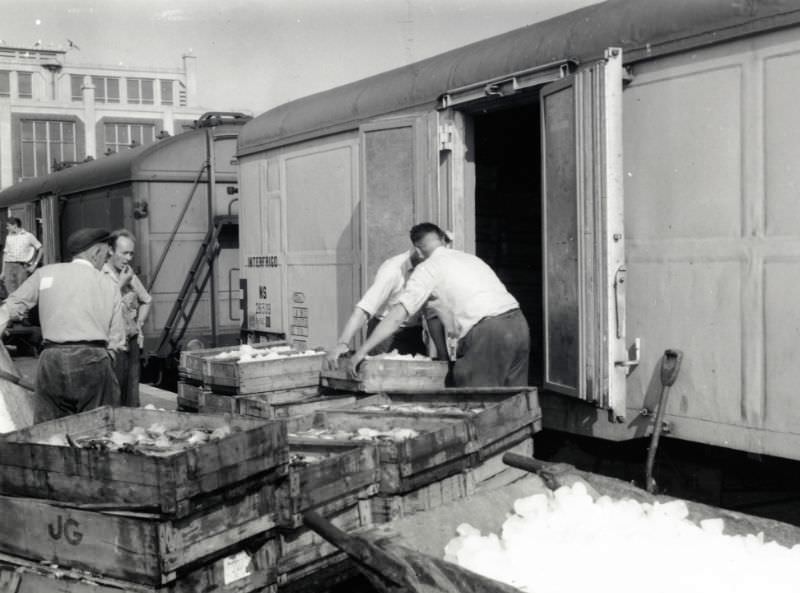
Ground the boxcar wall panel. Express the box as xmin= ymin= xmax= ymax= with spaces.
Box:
xmin=240 ymin=134 xmax=359 ymax=344
xmin=284 ymin=141 xmax=358 ymax=348
xmin=623 ymin=28 xmax=800 ymax=456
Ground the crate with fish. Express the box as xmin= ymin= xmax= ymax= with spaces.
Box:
xmin=0 ymin=484 xmax=281 ymax=587
xmin=356 ymin=387 xmax=542 ymax=458
xmin=320 ymin=351 xmax=449 ymax=393
xmin=0 ymin=532 xmax=280 ymax=593
xmin=285 ymin=408 xmax=474 ymax=494
xmin=0 ymin=406 xmax=288 ymax=516
xmin=198 ymin=388 xmax=359 ymax=420
xmin=203 ymin=343 xmax=325 ymax=395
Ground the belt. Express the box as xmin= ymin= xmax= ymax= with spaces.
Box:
xmin=477 ymin=307 xmax=521 ymax=325
xmin=42 ymin=340 xmax=107 ymax=349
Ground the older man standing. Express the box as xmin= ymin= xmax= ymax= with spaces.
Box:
xmin=0 ymin=228 xmax=126 ymax=422
xmin=103 ymin=229 xmax=151 ymax=407
xmin=349 ymin=222 xmax=530 ymax=387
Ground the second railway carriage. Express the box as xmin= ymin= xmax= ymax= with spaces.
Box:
xmin=0 ymin=113 xmax=249 ymax=363
xmin=235 ymin=0 xmax=800 ymax=461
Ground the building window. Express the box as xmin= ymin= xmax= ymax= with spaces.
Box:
xmin=127 ymin=78 xmax=154 ymax=105
xmin=104 ymin=122 xmax=155 ymax=153
xmin=160 ymin=79 xmax=173 ymax=105
xmin=0 ymin=71 xmax=9 ymax=97
xmin=92 ymin=76 xmax=120 ymax=103
xmin=70 ymin=75 xmax=83 ymax=101
xmin=17 ymin=72 xmax=32 ymax=99
xmin=20 ymin=120 xmax=77 ymax=179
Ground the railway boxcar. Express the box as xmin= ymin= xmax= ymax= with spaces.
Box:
xmin=0 ymin=113 xmax=249 ymax=364
xmin=235 ymin=0 xmax=800 ymax=461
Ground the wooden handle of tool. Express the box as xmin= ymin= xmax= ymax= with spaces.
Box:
xmin=302 ymin=510 xmax=410 ymax=589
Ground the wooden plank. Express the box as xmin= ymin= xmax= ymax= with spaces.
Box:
xmin=0 ymin=486 xmax=279 ymax=586
xmin=278 ymin=442 xmax=379 ymax=524
xmin=0 ymin=408 xmax=287 ymax=517
xmin=0 ymin=536 xmax=280 ymax=593
xmin=177 ymin=382 xmax=203 ymax=412
xmin=320 ymin=358 xmax=448 ymax=392
xmin=198 ymin=388 xmax=342 ymax=418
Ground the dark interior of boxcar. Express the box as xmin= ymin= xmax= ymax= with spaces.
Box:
xmin=472 ymin=98 xmax=543 ymax=386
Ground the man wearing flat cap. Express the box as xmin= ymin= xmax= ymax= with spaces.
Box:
xmin=0 ymin=228 xmax=126 ymax=422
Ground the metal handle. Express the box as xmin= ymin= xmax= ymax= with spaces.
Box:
xmin=660 ymin=349 xmax=683 ymax=387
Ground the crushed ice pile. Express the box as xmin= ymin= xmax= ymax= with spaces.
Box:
xmin=211 ymin=344 xmax=321 ymax=363
xmin=444 ymin=481 xmax=800 ymax=593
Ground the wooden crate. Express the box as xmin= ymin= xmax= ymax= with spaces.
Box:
xmin=356 ymin=387 xmax=542 ymax=452
xmin=320 ymin=357 xmax=448 ymax=392
xmin=277 ymin=440 xmax=380 ymax=527
xmin=0 ymin=484 xmax=280 ymax=586
xmin=203 ymin=351 xmax=325 ymax=395
xmin=371 ymin=435 xmax=534 ymax=523
xmin=176 ymin=381 xmax=202 ymax=412
xmin=180 ymin=342 xmax=290 ymax=383
xmin=179 ymin=345 xmax=242 ymax=384
xmin=277 ymin=492 xmax=372 ymax=585
xmin=0 ymin=407 xmax=288 ymax=516
xmin=286 ymin=409 xmax=474 ymax=494
xmin=0 ymin=534 xmax=280 ymax=593
xmin=199 ymin=389 xmax=358 ymax=420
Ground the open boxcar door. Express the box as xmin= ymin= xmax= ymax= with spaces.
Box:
xmin=540 ymin=48 xmax=627 ymax=419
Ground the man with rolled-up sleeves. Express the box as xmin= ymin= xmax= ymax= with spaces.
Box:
xmin=348 ymin=222 xmax=530 ymax=387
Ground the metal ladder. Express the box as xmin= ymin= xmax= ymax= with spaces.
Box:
xmin=154 ymin=215 xmax=237 ymax=358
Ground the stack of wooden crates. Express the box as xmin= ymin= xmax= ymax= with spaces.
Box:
xmin=0 ymin=407 xmax=288 ymax=592
xmin=178 ymin=344 xmax=354 ymax=419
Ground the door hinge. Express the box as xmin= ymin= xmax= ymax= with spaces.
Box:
xmin=439 ymin=123 xmax=455 ymax=152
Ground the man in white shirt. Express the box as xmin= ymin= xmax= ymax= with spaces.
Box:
xmin=0 ymin=228 xmax=125 ymax=422
xmin=325 ymin=245 xmax=450 ymax=369
xmin=1 ymin=217 xmax=42 ymax=296
xmin=348 ymin=223 xmax=529 ymax=387
xmin=103 ymin=229 xmax=152 ymax=407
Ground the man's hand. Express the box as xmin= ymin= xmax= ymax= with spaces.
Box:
xmin=324 ymin=343 xmax=349 ymax=370
xmin=347 ymin=350 xmax=365 ymax=380
xmin=119 ymin=265 xmax=134 ymax=287
xmin=137 ymin=332 xmax=144 ymax=349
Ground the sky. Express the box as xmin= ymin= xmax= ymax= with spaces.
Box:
xmin=2 ymin=0 xmax=600 ymax=115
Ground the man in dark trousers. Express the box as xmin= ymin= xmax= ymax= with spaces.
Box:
xmin=103 ymin=229 xmax=151 ymax=407
xmin=0 ymin=228 xmax=126 ymax=422
xmin=348 ymin=223 xmax=530 ymax=387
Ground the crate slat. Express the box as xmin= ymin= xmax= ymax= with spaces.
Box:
xmin=278 ymin=441 xmax=379 ymax=527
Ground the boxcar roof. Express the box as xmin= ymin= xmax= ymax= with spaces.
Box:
xmin=238 ymin=0 xmax=800 ymax=156
xmin=0 ymin=124 xmax=240 ymax=207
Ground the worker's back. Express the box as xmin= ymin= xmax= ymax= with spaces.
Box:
xmin=8 ymin=260 xmax=119 ymax=344
xmin=408 ymin=248 xmax=519 ymax=338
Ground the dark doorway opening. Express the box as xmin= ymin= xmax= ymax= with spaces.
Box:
xmin=472 ymin=100 xmax=543 ymax=386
